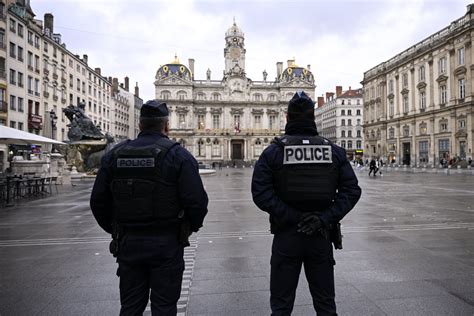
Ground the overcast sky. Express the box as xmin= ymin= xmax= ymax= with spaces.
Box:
xmin=31 ymin=0 xmax=471 ymax=101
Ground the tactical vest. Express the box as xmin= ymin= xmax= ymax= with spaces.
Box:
xmin=273 ymin=135 xmax=339 ymax=212
xmin=110 ymin=138 xmax=181 ymax=226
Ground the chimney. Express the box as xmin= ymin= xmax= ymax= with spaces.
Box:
xmin=94 ymin=67 xmax=101 ymax=76
xmin=276 ymin=62 xmax=283 ymax=78
xmin=326 ymin=92 xmax=334 ymax=102
xmin=108 ymin=76 xmax=112 ymax=83
xmin=124 ymin=76 xmax=129 ymax=92
xmin=82 ymin=54 xmax=88 ymax=65
xmin=317 ymin=96 xmax=324 ymax=108
xmin=349 ymin=86 xmax=352 ymax=90
xmin=44 ymin=13 xmax=54 ymax=35
xmin=134 ymin=82 xmax=139 ymax=98
xmin=336 ymin=86 xmax=343 ymax=97
xmin=112 ymin=77 xmax=119 ymax=93
xmin=188 ymin=58 xmax=195 ymax=80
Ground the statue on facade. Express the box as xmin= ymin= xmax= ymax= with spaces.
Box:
xmin=263 ymin=69 xmax=268 ymax=81
xmin=63 ymin=102 xmax=104 ymax=142
xmin=206 ymin=68 xmax=211 ymax=80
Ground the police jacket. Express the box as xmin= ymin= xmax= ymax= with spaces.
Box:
xmin=251 ymin=119 xmax=361 ymax=231
xmin=90 ymin=131 xmax=208 ymax=234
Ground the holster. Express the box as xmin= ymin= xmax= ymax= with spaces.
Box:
xmin=109 ymin=222 xmax=122 ymax=257
xmin=178 ymin=210 xmax=191 ymax=247
xmin=329 ymin=222 xmax=343 ymax=250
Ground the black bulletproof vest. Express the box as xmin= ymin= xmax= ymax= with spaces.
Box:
xmin=273 ymin=135 xmax=339 ymax=212
xmin=110 ymin=138 xmax=180 ymax=225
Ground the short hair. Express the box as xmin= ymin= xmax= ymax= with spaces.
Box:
xmin=139 ymin=116 xmax=168 ymax=132
xmin=287 ymin=108 xmax=315 ymax=121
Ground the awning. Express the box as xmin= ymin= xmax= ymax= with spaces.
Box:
xmin=0 ymin=125 xmax=65 ymax=145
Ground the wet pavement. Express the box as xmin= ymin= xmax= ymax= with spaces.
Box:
xmin=0 ymin=168 xmax=473 ymax=315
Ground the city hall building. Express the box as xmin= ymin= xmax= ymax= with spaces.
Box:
xmin=154 ymin=22 xmax=315 ymax=164
xmin=361 ymin=4 xmax=474 ymax=166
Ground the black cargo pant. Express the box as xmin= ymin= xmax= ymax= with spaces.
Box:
xmin=117 ymin=233 xmax=184 ymax=316
xmin=270 ymin=230 xmax=336 ymax=316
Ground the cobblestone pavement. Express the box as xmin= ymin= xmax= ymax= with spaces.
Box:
xmin=0 ymin=169 xmax=473 ymax=315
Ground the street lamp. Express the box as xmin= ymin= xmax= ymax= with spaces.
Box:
xmin=49 ymin=109 xmax=58 ymax=139
xmin=49 ymin=109 xmax=58 ymax=153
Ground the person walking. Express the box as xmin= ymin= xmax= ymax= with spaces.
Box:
xmin=90 ymin=100 xmax=208 ymax=315
xmin=369 ymin=158 xmax=377 ymax=176
xmin=251 ymin=91 xmax=362 ymax=315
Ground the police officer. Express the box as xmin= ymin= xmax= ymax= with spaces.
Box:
xmin=251 ymin=91 xmax=361 ymax=315
xmin=90 ymin=100 xmax=208 ymax=315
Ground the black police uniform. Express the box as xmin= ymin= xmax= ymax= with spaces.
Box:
xmin=251 ymin=92 xmax=361 ymax=316
xmin=90 ymin=100 xmax=208 ymax=316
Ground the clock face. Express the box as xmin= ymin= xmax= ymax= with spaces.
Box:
xmin=230 ymin=47 xmax=241 ymax=59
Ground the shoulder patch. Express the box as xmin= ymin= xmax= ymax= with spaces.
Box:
xmin=283 ymin=145 xmax=332 ymax=164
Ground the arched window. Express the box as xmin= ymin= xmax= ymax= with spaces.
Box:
xmin=212 ymin=138 xmax=220 ymax=156
xmin=177 ymin=90 xmax=187 ymax=100
xmin=254 ymin=138 xmax=263 ymax=156
xmin=197 ymin=139 xmax=205 ymax=156
xmin=197 ymin=92 xmax=206 ymax=100
xmin=341 ymin=140 xmax=346 ymax=148
xmin=268 ymin=94 xmax=277 ymax=101
xmin=212 ymin=93 xmax=221 ymax=101
xmin=348 ymin=141 xmax=353 ymax=149
xmin=161 ymin=90 xmax=171 ymax=100
xmin=178 ymin=138 xmax=186 ymax=149
xmin=253 ymin=93 xmax=263 ymax=101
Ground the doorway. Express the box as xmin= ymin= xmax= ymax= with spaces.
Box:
xmin=402 ymin=142 xmax=411 ymax=165
xmin=231 ymin=140 xmax=244 ymax=160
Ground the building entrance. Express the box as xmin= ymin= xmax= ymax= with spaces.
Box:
xmin=402 ymin=142 xmax=411 ymax=165
xmin=231 ymin=140 xmax=244 ymax=160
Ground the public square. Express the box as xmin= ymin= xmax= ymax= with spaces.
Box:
xmin=0 ymin=168 xmax=473 ymax=315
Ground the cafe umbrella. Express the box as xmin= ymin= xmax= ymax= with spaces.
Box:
xmin=0 ymin=125 xmax=65 ymax=145
xmin=1 ymin=125 xmax=65 ymax=206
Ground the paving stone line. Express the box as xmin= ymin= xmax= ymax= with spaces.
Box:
xmin=1 ymin=222 xmax=473 ymax=246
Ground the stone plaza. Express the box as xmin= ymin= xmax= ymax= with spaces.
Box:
xmin=0 ymin=168 xmax=473 ymax=315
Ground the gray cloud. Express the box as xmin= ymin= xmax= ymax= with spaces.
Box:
xmin=31 ymin=0 xmax=470 ymax=100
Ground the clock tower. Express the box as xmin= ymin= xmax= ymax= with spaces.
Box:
xmin=224 ymin=21 xmax=246 ymax=77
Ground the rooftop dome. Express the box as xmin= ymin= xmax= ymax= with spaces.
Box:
xmin=280 ymin=59 xmax=314 ymax=84
xmin=225 ymin=20 xmax=244 ymax=38
xmin=156 ymin=54 xmax=192 ymax=81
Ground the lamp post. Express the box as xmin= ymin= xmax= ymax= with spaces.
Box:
xmin=49 ymin=109 xmax=58 ymax=153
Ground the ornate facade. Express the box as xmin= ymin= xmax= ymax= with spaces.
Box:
xmin=361 ymin=4 xmax=474 ymax=166
xmin=154 ymin=22 xmax=315 ymax=164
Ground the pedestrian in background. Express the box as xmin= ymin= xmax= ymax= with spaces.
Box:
xmin=90 ymin=100 xmax=208 ymax=315
xmin=251 ymin=91 xmax=361 ymax=315
xmin=369 ymin=158 xmax=377 ymax=176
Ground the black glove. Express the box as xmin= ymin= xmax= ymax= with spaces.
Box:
xmin=297 ymin=213 xmax=323 ymax=235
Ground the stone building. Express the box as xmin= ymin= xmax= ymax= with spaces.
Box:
xmin=154 ymin=22 xmax=315 ymax=164
xmin=0 ymin=0 xmax=140 ymax=171
xmin=361 ymin=4 xmax=474 ymax=166
xmin=315 ymin=86 xmax=364 ymax=161
xmin=111 ymin=77 xmax=139 ymax=141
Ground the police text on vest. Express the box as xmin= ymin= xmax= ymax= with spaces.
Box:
xmin=117 ymin=158 xmax=155 ymax=168
xmin=283 ymin=145 xmax=332 ymax=164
